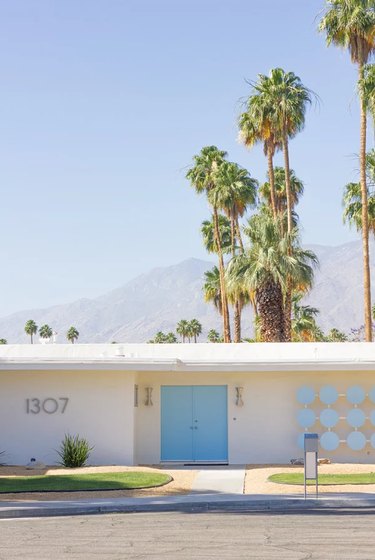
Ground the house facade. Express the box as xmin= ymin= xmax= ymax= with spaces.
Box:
xmin=1 ymin=343 xmax=375 ymax=466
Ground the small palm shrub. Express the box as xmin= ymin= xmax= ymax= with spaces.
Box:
xmin=57 ymin=434 xmax=93 ymax=468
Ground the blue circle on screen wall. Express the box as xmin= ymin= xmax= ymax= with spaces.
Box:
xmin=297 ymin=386 xmax=315 ymax=405
xmin=297 ymin=409 xmax=316 ymax=428
xmin=369 ymin=388 xmax=375 ymax=404
xmin=319 ymin=386 xmax=338 ymax=405
xmin=320 ymin=408 xmax=339 ymax=428
xmin=347 ymin=431 xmax=367 ymax=451
xmin=347 ymin=386 xmax=366 ymax=405
xmin=347 ymin=408 xmax=366 ymax=428
xmin=370 ymin=411 xmax=375 ymax=426
xmin=320 ymin=432 xmax=340 ymax=451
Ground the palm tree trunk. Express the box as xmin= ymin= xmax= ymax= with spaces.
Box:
xmin=359 ymin=64 xmax=372 ymax=342
xmin=282 ymin=129 xmax=293 ymax=235
xmin=213 ymin=207 xmax=231 ymax=342
xmin=282 ymin=128 xmax=293 ymax=341
xmin=30 ymin=334 xmax=33 ymax=344
xmin=267 ymin=146 xmax=277 ymax=219
xmin=235 ymin=218 xmax=244 ymax=252
xmin=256 ymin=279 xmax=285 ymax=342
xmin=234 ymin=300 xmax=242 ymax=342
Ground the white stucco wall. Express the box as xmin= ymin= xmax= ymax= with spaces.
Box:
xmin=0 ymin=370 xmax=136 ymax=466
xmin=135 ymin=370 xmax=375 ymax=464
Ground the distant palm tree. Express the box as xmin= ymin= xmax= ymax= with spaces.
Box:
xmin=320 ymin=0 xmax=375 ymax=341
xmin=0 ymin=339 xmax=7 ymax=344
xmin=176 ymin=319 xmax=190 ymax=343
xmin=39 ymin=324 xmax=53 ymax=342
xmin=207 ymin=329 xmax=221 ymax=343
xmin=327 ymin=328 xmax=348 ymax=342
xmin=189 ymin=319 xmax=202 ymax=343
xmin=291 ymin=294 xmax=321 ymax=342
xmin=148 ymin=331 xmax=177 ymax=344
xmin=24 ymin=320 xmax=38 ymax=344
xmin=66 ymin=326 xmax=79 ymax=344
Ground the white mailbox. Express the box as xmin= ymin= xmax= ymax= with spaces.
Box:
xmin=304 ymin=433 xmax=319 ymax=499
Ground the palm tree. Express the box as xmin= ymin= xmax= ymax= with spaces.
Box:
xmin=201 ymin=215 xmax=232 ymax=254
xmin=227 ymin=214 xmax=317 ymax=342
xmin=207 ymin=329 xmax=221 ymax=343
xmin=188 ymin=319 xmax=202 ymax=343
xmin=239 ymin=91 xmax=280 ymax=219
xmin=343 ymin=151 xmax=375 ymax=232
xmin=176 ymin=319 xmax=190 ymax=343
xmin=148 ymin=331 xmax=177 ymax=343
xmin=0 ymin=339 xmax=7 ymax=344
xmin=327 ymin=328 xmax=348 ymax=342
xmin=39 ymin=324 xmax=53 ymax=342
xmin=66 ymin=326 xmax=79 ymax=344
xmin=186 ymin=146 xmax=231 ymax=342
xmin=211 ymin=161 xmax=257 ymax=342
xmin=260 ymin=167 xmax=304 ymax=218
xmin=320 ymin=1 xmax=375 ymax=342
xmin=291 ymin=294 xmax=321 ymax=342
xmin=203 ymin=267 xmax=223 ymax=316
xmin=24 ymin=319 xmax=38 ymax=344
xmin=165 ymin=332 xmax=177 ymax=343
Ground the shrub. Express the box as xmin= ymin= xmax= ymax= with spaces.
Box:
xmin=57 ymin=434 xmax=93 ymax=468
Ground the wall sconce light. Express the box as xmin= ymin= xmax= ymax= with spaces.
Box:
xmin=235 ymin=387 xmax=244 ymax=407
xmin=145 ymin=387 xmax=153 ymax=406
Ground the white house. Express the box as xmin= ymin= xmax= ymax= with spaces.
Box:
xmin=1 ymin=343 xmax=375 ymax=466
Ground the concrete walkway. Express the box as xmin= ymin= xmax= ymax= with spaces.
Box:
xmin=190 ymin=467 xmax=245 ymax=495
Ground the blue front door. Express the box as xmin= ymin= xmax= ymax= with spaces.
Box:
xmin=161 ymin=386 xmax=228 ymax=462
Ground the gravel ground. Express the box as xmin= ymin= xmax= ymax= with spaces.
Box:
xmin=245 ymin=463 xmax=375 ymax=495
xmin=0 ymin=465 xmax=198 ymax=501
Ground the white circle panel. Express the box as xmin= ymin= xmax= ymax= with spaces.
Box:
xmin=320 ymin=432 xmax=340 ymax=451
xmin=347 ymin=386 xmax=365 ymax=405
xmin=347 ymin=408 xmax=366 ymax=428
xmin=347 ymin=431 xmax=367 ymax=451
xmin=297 ymin=386 xmax=315 ymax=405
xmin=297 ymin=409 xmax=316 ymax=428
xmin=320 ymin=408 xmax=339 ymax=428
xmin=319 ymin=386 xmax=338 ymax=405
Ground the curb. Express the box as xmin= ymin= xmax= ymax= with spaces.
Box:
xmin=3 ymin=498 xmax=375 ymax=519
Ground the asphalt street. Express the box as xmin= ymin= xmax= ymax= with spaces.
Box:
xmin=1 ymin=510 xmax=375 ymax=559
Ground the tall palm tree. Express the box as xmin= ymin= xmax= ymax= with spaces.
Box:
xmin=39 ymin=324 xmax=53 ymax=342
xmin=24 ymin=320 xmax=38 ymax=344
xmin=66 ymin=326 xmax=79 ymax=344
xmin=189 ymin=319 xmax=202 ymax=343
xmin=320 ymin=0 xmax=375 ymax=341
xmin=239 ymin=95 xmax=280 ymax=219
xmin=186 ymin=146 xmax=231 ymax=342
xmin=176 ymin=319 xmax=190 ymax=343
xmin=246 ymin=69 xmax=313 ymax=234
xmin=211 ymin=161 xmax=257 ymax=341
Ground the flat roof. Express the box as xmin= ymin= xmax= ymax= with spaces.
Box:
xmin=0 ymin=343 xmax=375 ymax=372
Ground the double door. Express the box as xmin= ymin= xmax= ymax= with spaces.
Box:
xmin=161 ymin=385 xmax=228 ymax=462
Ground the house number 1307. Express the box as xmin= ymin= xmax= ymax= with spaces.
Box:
xmin=26 ymin=398 xmax=69 ymax=414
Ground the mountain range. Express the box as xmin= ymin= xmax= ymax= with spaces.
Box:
xmin=0 ymin=240 xmax=372 ymax=343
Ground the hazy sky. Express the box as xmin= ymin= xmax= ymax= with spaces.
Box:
xmin=0 ymin=0 xmax=368 ymax=316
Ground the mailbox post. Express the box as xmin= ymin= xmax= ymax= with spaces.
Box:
xmin=304 ymin=433 xmax=318 ymax=500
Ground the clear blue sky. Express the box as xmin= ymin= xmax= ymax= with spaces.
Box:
xmin=0 ymin=0 xmax=367 ymax=316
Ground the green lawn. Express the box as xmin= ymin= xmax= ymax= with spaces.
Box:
xmin=0 ymin=472 xmax=172 ymax=493
xmin=268 ymin=473 xmax=375 ymax=486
